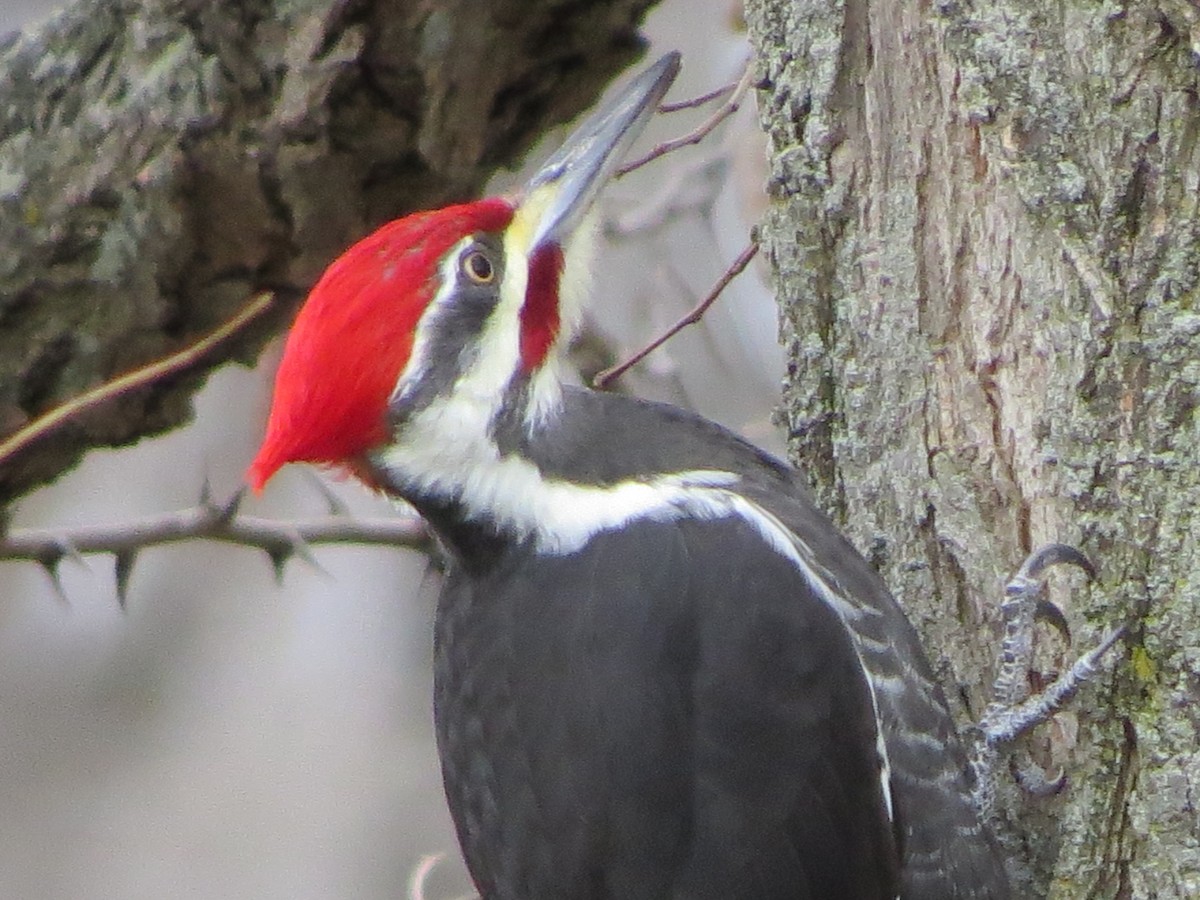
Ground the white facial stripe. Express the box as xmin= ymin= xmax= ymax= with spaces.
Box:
xmin=392 ymin=236 xmax=474 ymax=404
xmin=451 ymin=226 xmax=525 ymax=406
xmin=399 ymin=206 xmax=562 ymax=433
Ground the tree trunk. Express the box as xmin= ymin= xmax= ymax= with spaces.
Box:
xmin=746 ymin=0 xmax=1200 ymax=896
xmin=0 ymin=0 xmax=656 ymax=503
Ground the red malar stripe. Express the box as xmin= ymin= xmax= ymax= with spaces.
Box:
xmin=520 ymin=243 xmax=564 ymax=372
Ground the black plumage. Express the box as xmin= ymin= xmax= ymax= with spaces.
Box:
xmin=393 ymin=388 xmax=1011 ymax=899
xmin=434 ymin=509 xmax=898 ymax=898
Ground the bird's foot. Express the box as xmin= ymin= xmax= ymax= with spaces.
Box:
xmin=970 ymin=544 xmax=1126 ymax=822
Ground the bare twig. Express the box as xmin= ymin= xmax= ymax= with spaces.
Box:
xmin=593 ymin=241 xmax=759 ymax=389
xmin=617 ymin=59 xmax=753 ymax=177
xmin=659 ymin=79 xmax=737 ymax=113
xmin=0 ymin=292 xmax=275 ymax=467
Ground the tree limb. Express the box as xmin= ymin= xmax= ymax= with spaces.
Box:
xmin=0 ymin=291 xmax=274 ymax=467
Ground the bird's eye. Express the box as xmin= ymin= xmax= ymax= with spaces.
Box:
xmin=462 ymin=250 xmax=494 ymax=284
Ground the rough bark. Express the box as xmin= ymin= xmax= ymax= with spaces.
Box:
xmin=0 ymin=0 xmax=656 ymax=503
xmin=746 ymin=0 xmax=1200 ymax=896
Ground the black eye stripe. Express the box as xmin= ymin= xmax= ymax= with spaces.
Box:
xmin=391 ymin=237 xmax=506 ymax=422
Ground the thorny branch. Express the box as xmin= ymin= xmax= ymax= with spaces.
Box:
xmin=593 ymin=240 xmax=760 ymax=388
xmin=0 ymin=490 xmax=431 ymax=604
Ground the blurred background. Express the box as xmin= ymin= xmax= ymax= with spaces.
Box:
xmin=0 ymin=2 xmax=780 ymax=897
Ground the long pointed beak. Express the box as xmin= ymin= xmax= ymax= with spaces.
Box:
xmin=522 ymin=52 xmax=680 ymax=250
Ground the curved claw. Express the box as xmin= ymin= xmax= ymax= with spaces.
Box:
xmin=1010 ymin=752 xmax=1068 ymax=797
xmin=1034 ymin=598 xmax=1073 ymax=641
xmin=1006 ymin=543 xmax=1094 ymax=636
xmin=1014 ymin=542 xmax=1096 ymax=584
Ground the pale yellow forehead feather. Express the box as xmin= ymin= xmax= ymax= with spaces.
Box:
xmin=505 ymin=184 xmax=559 ymax=259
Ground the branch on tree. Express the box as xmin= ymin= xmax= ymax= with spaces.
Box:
xmin=616 ymin=56 xmax=753 ymax=176
xmin=0 ymin=292 xmax=274 ymax=468
xmin=658 ymin=78 xmax=738 ymax=113
xmin=593 ymin=240 xmax=759 ymax=388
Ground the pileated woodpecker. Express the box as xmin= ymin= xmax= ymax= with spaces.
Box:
xmin=249 ymin=54 xmax=1018 ymax=898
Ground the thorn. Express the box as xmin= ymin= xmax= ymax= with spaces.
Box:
xmin=37 ymin=553 xmax=68 ymax=603
xmin=114 ymin=550 xmax=137 ymax=609
xmin=266 ymin=545 xmax=291 ymax=584
xmin=216 ymin=488 xmax=246 ymax=524
xmin=288 ymin=535 xmax=326 ymax=576
xmin=303 ymin=469 xmax=350 ymax=517
xmin=200 ymin=475 xmax=215 ymax=510
xmin=57 ymin=539 xmax=86 ymax=569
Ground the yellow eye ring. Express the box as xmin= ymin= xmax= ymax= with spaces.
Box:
xmin=463 ymin=250 xmax=494 ymax=284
